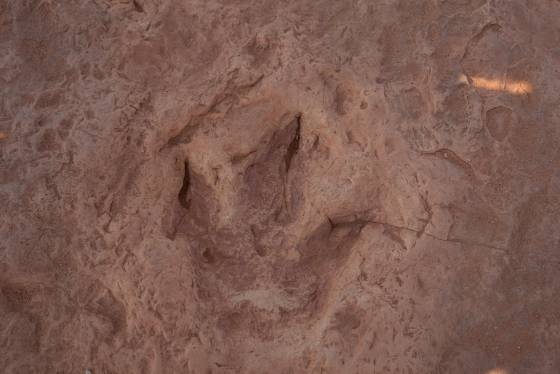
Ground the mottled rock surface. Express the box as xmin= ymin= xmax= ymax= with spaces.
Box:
xmin=1 ymin=1 xmax=560 ymax=373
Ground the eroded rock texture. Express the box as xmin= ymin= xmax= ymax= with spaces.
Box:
xmin=1 ymin=0 xmax=560 ymax=373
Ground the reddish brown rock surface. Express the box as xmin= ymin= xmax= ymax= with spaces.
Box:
xmin=1 ymin=1 xmax=560 ymax=373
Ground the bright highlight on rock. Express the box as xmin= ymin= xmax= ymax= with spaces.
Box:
xmin=459 ymin=74 xmax=533 ymax=94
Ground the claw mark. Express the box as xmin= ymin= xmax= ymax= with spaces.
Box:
xmin=169 ymin=160 xmax=191 ymax=239
xmin=382 ymin=225 xmax=407 ymax=249
xmin=160 ymin=74 xmax=264 ymax=151
xmin=132 ymin=0 xmax=144 ymax=12
xmin=285 ymin=114 xmax=302 ymax=173
xmin=280 ymin=114 xmax=303 ymax=219
xmin=250 ymin=225 xmax=267 ymax=257
xmin=326 ymin=215 xmax=335 ymax=233
xmin=178 ymin=160 xmax=191 ymax=208
xmin=231 ymin=150 xmax=256 ymax=165
xmin=418 ymin=194 xmax=433 ymax=236
xmin=327 ymin=215 xmax=369 ymax=233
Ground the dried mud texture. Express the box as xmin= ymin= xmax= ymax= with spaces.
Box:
xmin=1 ymin=1 xmax=560 ymax=373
